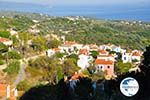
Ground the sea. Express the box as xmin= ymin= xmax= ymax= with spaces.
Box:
xmin=0 ymin=1 xmax=150 ymax=22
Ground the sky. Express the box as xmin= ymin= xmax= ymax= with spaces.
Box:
xmin=1 ymin=0 xmax=150 ymax=6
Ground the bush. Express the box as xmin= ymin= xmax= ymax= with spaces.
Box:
xmin=4 ymin=60 xmax=20 ymax=75
xmin=0 ymin=31 xmax=10 ymax=38
xmin=0 ymin=43 xmax=8 ymax=53
xmin=0 ymin=60 xmax=4 ymax=65
xmin=17 ymin=80 xmax=31 ymax=91
xmin=5 ymin=50 xmax=22 ymax=59
xmin=115 ymin=61 xmax=133 ymax=74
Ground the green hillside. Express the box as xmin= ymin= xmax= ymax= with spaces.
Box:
xmin=0 ymin=11 xmax=150 ymax=50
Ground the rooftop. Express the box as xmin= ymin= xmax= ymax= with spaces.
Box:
xmin=95 ymin=59 xmax=113 ymax=65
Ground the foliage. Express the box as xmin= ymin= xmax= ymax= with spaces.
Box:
xmin=90 ymin=51 xmax=99 ymax=59
xmin=63 ymin=58 xmax=80 ymax=76
xmin=31 ymin=36 xmax=47 ymax=51
xmin=4 ymin=60 xmax=20 ymax=75
xmin=5 ymin=50 xmax=22 ymax=59
xmin=82 ymin=69 xmax=91 ymax=76
xmin=0 ymin=43 xmax=8 ymax=53
xmin=0 ymin=60 xmax=4 ymax=65
xmin=11 ymin=35 xmax=19 ymax=46
xmin=92 ymin=71 xmax=105 ymax=81
xmin=54 ymin=52 xmax=64 ymax=58
xmin=66 ymin=53 xmax=78 ymax=61
xmin=87 ymin=66 xmax=96 ymax=74
xmin=0 ymin=31 xmax=10 ymax=38
xmin=115 ymin=61 xmax=133 ymax=74
xmin=17 ymin=80 xmax=31 ymax=91
xmin=28 ymin=56 xmax=49 ymax=69
xmin=28 ymin=56 xmax=64 ymax=84
xmin=47 ymin=39 xmax=61 ymax=49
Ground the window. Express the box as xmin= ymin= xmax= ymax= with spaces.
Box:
xmin=124 ymin=57 xmax=126 ymax=60
xmin=107 ymin=66 xmax=110 ymax=69
xmin=100 ymin=66 xmax=103 ymax=69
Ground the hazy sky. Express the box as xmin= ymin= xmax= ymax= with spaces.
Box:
xmin=1 ymin=0 xmax=150 ymax=6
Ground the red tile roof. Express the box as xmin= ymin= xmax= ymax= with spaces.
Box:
xmin=132 ymin=51 xmax=141 ymax=56
xmin=99 ymin=50 xmax=108 ymax=55
xmin=52 ymin=48 xmax=61 ymax=52
xmin=79 ymin=49 xmax=89 ymax=55
xmin=0 ymin=38 xmax=10 ymax=43
xmin=95 ymin=59 xmax=113 ymax=65
xmin=64 ymin=41 xmax=77 ymax=46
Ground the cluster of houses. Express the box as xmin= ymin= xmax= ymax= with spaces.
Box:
xmin=47 ymin=41 xmax=142 ymax=79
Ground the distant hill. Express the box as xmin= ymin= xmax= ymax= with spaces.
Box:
xmin=0 ymin=11 xmax=150 ymax=50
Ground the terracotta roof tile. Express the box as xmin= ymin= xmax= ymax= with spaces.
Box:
xmin=132 ymin=51 xmax=141 ymax=56
xmin=99 ymin=50 xmax=108 ymax=55
xmin=95 ymin=59 xmax=113 ymax=65
xmin=0 ymin=38 xmax=10 ymax=43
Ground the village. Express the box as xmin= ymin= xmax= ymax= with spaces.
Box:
xmin=0 ymin=33 xmax=143 ymax=99
xmin=47 ymin=37 xmax=142 ymax=78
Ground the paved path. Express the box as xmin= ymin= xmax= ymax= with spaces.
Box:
xmin=13 ymin=60 xmax=26 ymax=86
xmin=13 ymin=52 xmax=46 ymax=86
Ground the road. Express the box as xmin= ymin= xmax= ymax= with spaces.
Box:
xmin=13 ymin=52 xmax=46 ymax=86
xmin=13 ymin=60 xmax=26 ymax=86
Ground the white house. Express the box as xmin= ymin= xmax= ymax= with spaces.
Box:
xmin=47 ymin=48 xmax=63 ymax=57
xmin=0 ymin=37 xmax=13 ymax=46
xmin=122 ymin=53 xmax=132 ymax=63
xmin=77 ymin=54 xmax=93 ymax=69
xmin=47 ymin=49 xmax=55 ymax=57
xmin=112 ymin=46 xmax=121 ymax=53
xmin=97 ymin=55 xmax=115 ymax=62
xmin=131 ymin=50 xmax=142 ymax=63
xmin=59 ymin=41 xmax=83 ymax=54
xmin=89 ymin=44 xmax=99 ymax=51
xmin=9 ymin=29 xmax=19 ymax=38
xmin=99 ymin=44 xmax=114 ymax=51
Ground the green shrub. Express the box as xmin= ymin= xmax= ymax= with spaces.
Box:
xmin=0 ymin=60 xmax=4 ymax=65
xmin=5 ymin=50 xmax=22 ymax=59
xmin=17 ymin=80 xmax=31 ymax=91
xmin=4 ymin=60 xmax=20 ymax=75
xmin=0 ymin=43 xmax=8 ymax=53
xmin=0 ymin=31 xmax=10 ymax=38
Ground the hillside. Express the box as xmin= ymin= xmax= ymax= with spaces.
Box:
xmin=0 ymin=11 xmax=150 ymax=50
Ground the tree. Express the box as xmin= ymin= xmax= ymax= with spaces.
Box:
xmin=18 ymin=32 xmax=31 ymax=43
xmin=115 ymin=61 xmax=133 ymax=74
xmin=11 ymin=35 xmax=19 ymax=47
xmin=90 ymin=51 xmax=99 ymax=59
xmin=28 ymin=56 xmax=64 ymax=85
xmin=54 ymin=52 xmax=64 ymax=58
xmin=66 ymin=54 xmax=78 ymax=61
xmin=17 ymin=80 xmax=31 ymax=91
xmin=5 ymin=50 xmax=22 ymax=59
xmin=0 ymin=43 xmax=8 ymax=53
xmin=0 ymin=31 xmax=10 ymax=38
xmin=4 ymin=60 xmax=20 ymax=75
xmin=63 ymin=58 xmax=80 ymax=76
xmin=28 ymin=56 xmax=49 ymax=69
xmin=18 ymin=32 xmax=32 ymax=55
xmin=47 ymin=39 xmax=61 ymax=49
xmin=32 ymin=36 xmax=47 ymax=51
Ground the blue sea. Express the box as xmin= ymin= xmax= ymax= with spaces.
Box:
xmin=0 ymin=1 xmax=150 ymax=22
